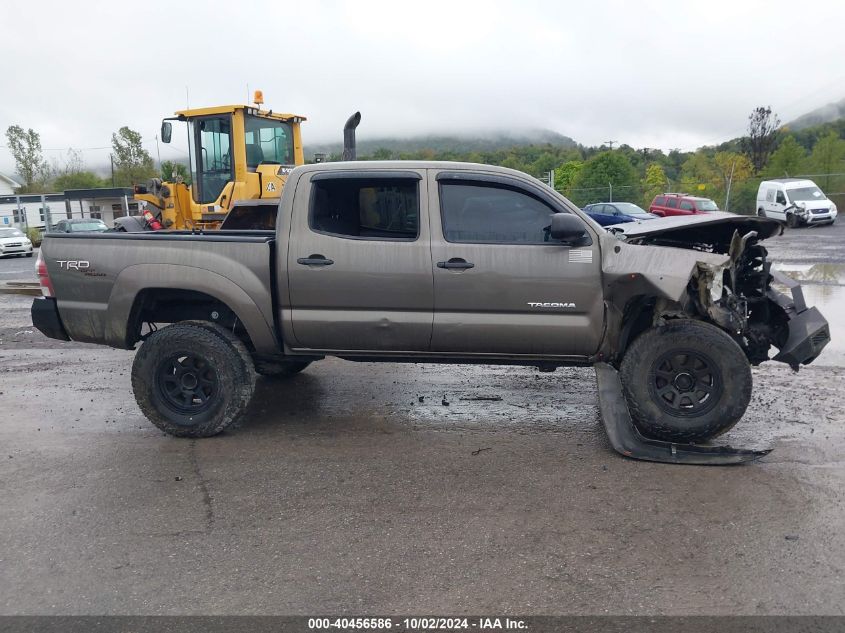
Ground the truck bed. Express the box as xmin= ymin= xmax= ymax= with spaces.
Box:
xmin=40 ymin=231 xmax=279 ymax=354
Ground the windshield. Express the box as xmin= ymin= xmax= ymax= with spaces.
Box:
xmin=694 ymin=199 xmax=719 ymax=211
xmin=787 ymin=186 xmax=827 ymax=203
xmin=71 ymin=221 xmax=107 ymax=232
xmin=0 ymin=228 xmax=25 ymax=238
xmin=613 ymin=203 xmax=648 ymax=215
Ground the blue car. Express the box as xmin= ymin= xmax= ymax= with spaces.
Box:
xmin=583 ymin=202 xmax=659 ymax=226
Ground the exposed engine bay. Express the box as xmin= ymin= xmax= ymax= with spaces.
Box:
xmin=603 ymin=213 xmax=830 ymax=369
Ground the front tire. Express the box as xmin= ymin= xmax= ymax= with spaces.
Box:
xmin=786 ymin=213 xmax=800 ymax=228
xmin=131 ymin=322 xmax=256 ymax=437
xmin=619 ymin=320 xmax=752 ymax=442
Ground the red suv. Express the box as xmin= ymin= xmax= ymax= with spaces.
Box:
xmin=649 ymin=193 xmax=719 ymax=217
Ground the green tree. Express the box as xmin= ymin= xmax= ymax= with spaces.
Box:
xmin=50 ymin=148 xmax=106 ymax=190
xmin=53 ymin=171 xmax=107 ymax=190
xmin=553 ymin=160 xmax=583 ymax=194
xmin=160 ymin=160 xmax=191 ymax=184
xmin=765 ymin=136 xmax=807 ymax=177
xmin=570 ymin=151 xmax=638 ymax=206
xmin=641 ymin=163 xmax=668 ymax=207
xmin=369 ymin=147 xmax=393 ymax=160
xmin=741 ymin=106 xmax=780 ymax=173
xmin=713 ymin=152 xmax=754 ymax=210
xmin=808 ymin=131 xmax=845 ymax=189
xmin=111 ymin=126 xmax=156 ymax=186
xmin=679 ymin=151 xmax=717 ymax=193
xmin=5 ymin=125 xmax=50 ymax=191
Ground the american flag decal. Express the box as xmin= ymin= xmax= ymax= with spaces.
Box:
xmin=568 ymin=249 xmax=593 ymax=264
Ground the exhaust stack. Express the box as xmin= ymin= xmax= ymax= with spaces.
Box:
xmin=341 ymin=112 xmax=361 ymax=161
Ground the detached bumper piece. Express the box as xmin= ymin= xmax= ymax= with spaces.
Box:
xmin=769 ymin=270 xmax=830 ymax=368
xmin=31 ymin=297 xmax=70 ymax=341
xmin=595 ymin=363 xmax=771 ymax=465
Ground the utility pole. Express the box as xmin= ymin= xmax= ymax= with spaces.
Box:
xmin=155 ymin=134 xmax=161 ymax=171
xmin=41 ymin=194 xmax=51 ymax=233
xmin=609 ymin=182 xmax=613 ymax=202
xmin=605 ymin=140 xmax=617 ymax=150
xmin=110 ymin=154 xmax=115 ymax=187
xmin=724 ymin=160 xmax=736 ymax=212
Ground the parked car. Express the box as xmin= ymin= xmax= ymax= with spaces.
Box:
xmin=756 ymin=178 xmax=837 ymax=227
xmin=584 ymin=202 xmax=658 ymax=225
xmin=53 ymin=219 xmax=109 ymax=234
xmin=32 ymin=162 xmax=828 ymax=450
xmin=649 ymin=193 xmax=719 ymax=217
xmin=0 ymin=227 xmax=34 ymax=258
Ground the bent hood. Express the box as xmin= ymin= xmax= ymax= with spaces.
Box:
xmin=606 ymin=212 xmax=782 ymax=252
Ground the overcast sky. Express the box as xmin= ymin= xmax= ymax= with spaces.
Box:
xmin=1 ymin=0 xmax=844 ymax=176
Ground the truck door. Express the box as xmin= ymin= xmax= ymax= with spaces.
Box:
xmin=428 ymin=171 xmax=604 ymax=357
xmin=286 ymin=170 xmax=433 ymax=351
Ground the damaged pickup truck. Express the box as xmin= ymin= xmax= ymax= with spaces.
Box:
xmin=31 ymin=162 xmax=830 ymax=460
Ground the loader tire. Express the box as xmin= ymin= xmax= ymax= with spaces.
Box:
xmin=255 ymin=360 xmax=312 ymax=377
xmin=619 ymin=319 xmax=752 ymax=443
xmin=131 ymin=322 xmax=256 ymax=438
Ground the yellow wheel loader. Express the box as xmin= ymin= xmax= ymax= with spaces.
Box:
xmin=130 ymin=91 xmax=360 ymax=230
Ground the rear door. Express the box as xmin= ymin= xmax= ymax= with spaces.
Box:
xmin=286 ymin=169 xmax=434 ymax=351
xmin=428 ymin=171 xmax=604 ymax=357
xmin=663 ymin=197 xmax=680 ymax=216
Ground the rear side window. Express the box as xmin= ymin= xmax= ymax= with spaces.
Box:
xmin=665 ymin=197 xmax=679 ymax=209
xmin=440 ymin=181 xmax=559 ymax=244
xmin=653 ymin=196 xmax=666 ymax=206
xmin=310 ymin=178 xmax=419 ymax=240
xmin=679 ymin=200 xmax=694 ymax=211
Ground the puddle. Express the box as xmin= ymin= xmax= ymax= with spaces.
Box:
xmin=772 ymin=262 xmax=845 ymax=367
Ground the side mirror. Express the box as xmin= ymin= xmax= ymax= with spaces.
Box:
xmin=549 ymin=213 xmax=589 ymax=243
xmin=161 ymin=121 xmax=172 ymax=144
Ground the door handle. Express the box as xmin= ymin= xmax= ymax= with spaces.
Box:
xmin=297 ymin=255 xmax=334 ymax=266
xmin=436 ymin=258 xmax=475 ymax=270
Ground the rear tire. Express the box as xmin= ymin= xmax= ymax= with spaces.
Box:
xmin=131 ymin=322 xmax=256 ymax=438
xmin=619 ymin=319 xmax=752 ymax=442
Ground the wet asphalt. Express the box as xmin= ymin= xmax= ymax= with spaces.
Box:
xmin=0 ymin=224 xmax=844 ymax=615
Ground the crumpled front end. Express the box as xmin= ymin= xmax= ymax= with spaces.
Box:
xmin=602 ymin=214 xmax=830 ymax=369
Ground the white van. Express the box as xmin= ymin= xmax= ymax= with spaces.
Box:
xmin=756 ymin=178 xmax=837 ymax=227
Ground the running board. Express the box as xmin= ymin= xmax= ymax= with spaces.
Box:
xmin=594 ymin=363 xmax=771 ymax=465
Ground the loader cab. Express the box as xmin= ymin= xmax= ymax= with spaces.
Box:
xmin=155 ymin=99 xmax=306 ymax=227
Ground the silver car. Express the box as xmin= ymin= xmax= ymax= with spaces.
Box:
xmin=0 ymin=227 xmax=34 ymax=258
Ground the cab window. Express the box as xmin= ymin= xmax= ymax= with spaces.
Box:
xmin=776 ymin=190 xmax=787 ymax=205
xmin=310 ymin=178 xmax=419 ymax=240
xmin=440 ymin=181 xmax=559 ymax=244
xmin=244 ymin=115 xmax=294 ymax=170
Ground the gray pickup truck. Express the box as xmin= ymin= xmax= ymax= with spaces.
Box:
xmin=32 ymin=161 xmax=829 ymax=451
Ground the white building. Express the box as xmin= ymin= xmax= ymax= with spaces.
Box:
xmin=0 ymin=187 xmax=142 ymax=231
xmin=0 ymin=173 xmax=23 ymax=197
